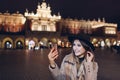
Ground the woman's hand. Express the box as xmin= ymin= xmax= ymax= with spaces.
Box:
xmin=48 ymin=47 xmax=59 ymax=68
xmin=86 ymin=51 xmax=94 ymax=62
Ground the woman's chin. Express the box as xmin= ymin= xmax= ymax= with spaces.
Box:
xmin=75 ymin=53 xmax=84 ymax=57
xmin=75 ymin=53 xmax=81 ymax=56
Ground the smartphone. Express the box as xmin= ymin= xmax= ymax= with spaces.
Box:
xmin=52 ymin=44 xmax=58 ymax=50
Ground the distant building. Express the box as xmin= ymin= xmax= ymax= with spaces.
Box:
xmin=0 ymin=1 xmax=118 ymax=49
xmin=58 ymin=18 xmax=117 ymax=47
xmin=24 ymin=1 xmax=61 ymax=32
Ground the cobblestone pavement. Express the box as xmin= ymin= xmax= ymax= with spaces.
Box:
xmin=0 ymin=48 xmax=120 ymax=80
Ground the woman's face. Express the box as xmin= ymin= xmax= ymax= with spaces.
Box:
xmin=73 ymin=40 xmax=86 ymax=57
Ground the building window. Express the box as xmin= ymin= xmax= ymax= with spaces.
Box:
xmin=105 ymin=27 xmax=116 ymax=34
xmin=42 ymin=25 xmax=47 ymax=31
xmin=32 ymin=24 xmax=38 ymax=31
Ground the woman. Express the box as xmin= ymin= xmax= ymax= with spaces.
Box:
xmin=48 ymin=34 xmax=98 ymax=80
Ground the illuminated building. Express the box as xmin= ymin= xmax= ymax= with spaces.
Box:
xmin=24 ymin=1 xmax=61 ymax=49
xmin=0 ymin=11 xmax=26 ymax=33
xmin=0 ymin=11 xmax=26 ymax=49
xmin=24 ymin=1 xmax=61 ymax=32
xmin=0 ymin=0 xmax=118 ymax=49
xmin=58 ymin=18 xmax=117 ymax=47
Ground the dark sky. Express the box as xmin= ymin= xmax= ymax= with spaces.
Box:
xmin=0 ymin=0 xmax=120 ymax=29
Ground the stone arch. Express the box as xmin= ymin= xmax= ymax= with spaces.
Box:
xmin=15 ymin=37 xmax=25 ymax=49
xmin=111 ymin=38 xmax=117 ymax=45
xmin=50 ymin=38 xmax=57 ymax=44
xmin=32 ymin=37 xmax=38 ymax=45
xmin=57 ymin=38 xmax=62 ymax=46
xmin=105 ymin=38 xmax=111 ymax=47
xmin=99 ymin=38 xmax=105 ymax=47
xmin=40 ymin=37 xmax=48 ymax=46
xmin=2 ymin=37 xmax=13 ymax=48
xmin=91 ymin=38 xmax=99 ymax=47
xmin=28 ymin=40 xmax=35 ymax=50
xmin=26 ymin=37 xmax=38 ymax=50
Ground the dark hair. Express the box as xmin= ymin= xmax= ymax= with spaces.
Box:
xmin=71 ymin=39 xmax=95 ymax=64
xmin=80 ymin=40 xmax=95 ymax=61
xmin=80 ymin=40 xmax=92 ymax=52
xmin=72 ymin=39 xmax=95 ymax=58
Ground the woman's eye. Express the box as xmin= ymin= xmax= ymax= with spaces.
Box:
xmin=73 ymin=44 xmax=75 ymax=46
xmin=77 ymin=44 xmax=81 ymax=47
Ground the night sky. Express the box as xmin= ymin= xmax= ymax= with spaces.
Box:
xmin=0 ymin=0 xmax=120 ymax=29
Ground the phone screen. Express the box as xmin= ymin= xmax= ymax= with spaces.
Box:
xmin=52 ymin=44 xmax=57 ymax=50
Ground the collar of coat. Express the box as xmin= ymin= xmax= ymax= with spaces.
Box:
xmin=64 ymin=53 xmax=86 ymax=65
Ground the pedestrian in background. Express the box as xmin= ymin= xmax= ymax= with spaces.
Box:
xmin=48 ymin=34 xmax=98 ymax=80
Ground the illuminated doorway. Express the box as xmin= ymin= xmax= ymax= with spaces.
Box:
xmin=16 ymin=41 xmax=23 ymax=49
xmin=28 ymin=40 xmax=35 ymax=50
xmin=5 ymin=41 xmax=12 ymax=49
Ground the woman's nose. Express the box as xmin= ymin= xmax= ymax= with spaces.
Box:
xmin=75 ymin=46 xmax=78 ymax=49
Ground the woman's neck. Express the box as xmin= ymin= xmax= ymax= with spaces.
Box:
xmin=76 ymin=54 xmax=85 ymax=63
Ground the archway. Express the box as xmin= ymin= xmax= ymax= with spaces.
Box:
xmin=92 ymin=38 xmax=99 ymax=47
xmin=16 ymin=41 xmax=23 ymax=49
xmin=15 ymin=37 xmax=24 ymax=49
xmin=2 ymin=37 xmax=13 ymax=49
xmin=105 ymin=38 xmax=111 ymax=48
xmin=28 ymin=40 xmax=35 ymax=50
xmin=40 ymin=37 xmax=48 ymax=48
xmin=4 ymin=41 xmax=12 ymax=49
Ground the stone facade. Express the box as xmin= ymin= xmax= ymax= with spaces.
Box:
xmin=0 ymin=1 xmax=118 ymax=49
